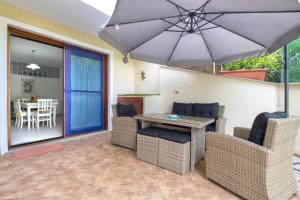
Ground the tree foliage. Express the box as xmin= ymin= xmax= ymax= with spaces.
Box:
xmin=288 ymin=38 xmax=300 ymax=83
xmin=222 ymin=37 xmax=300 ymax=83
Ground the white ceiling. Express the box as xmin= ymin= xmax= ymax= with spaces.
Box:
xmin=1 ymin=0 xmax=117 ymax=36
xmin=10 ymin=36 xmax=63 ymax=67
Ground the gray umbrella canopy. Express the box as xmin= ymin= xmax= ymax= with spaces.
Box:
xmin=99 ymin=0 xmax=300 ymax=67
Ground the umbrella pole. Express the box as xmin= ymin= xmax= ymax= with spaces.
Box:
xmin=284 ymin=44 xmax=289 ymax=116
xmin=213 ymin=62 xmax=216 ymax=75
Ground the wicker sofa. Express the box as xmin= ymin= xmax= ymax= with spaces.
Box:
xmin=111 ymin=104 xmax=138 ymax=150
xmin=206 ymin=118 xmax=300 ymax=200
xmin=215 ymin=105 xmax=226 ymax=134
xmin=171 ymin=102 xmax=226 ymax=134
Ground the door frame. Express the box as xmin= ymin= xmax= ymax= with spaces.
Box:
xmin=7 ymin=27 xmax=109 ymax=148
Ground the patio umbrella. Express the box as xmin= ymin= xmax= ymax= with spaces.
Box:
xmin=99 ymin=0 xmax=300 ymax=67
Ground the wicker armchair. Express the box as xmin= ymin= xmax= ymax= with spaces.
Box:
xmin=111 ymin=104 xmax=138 ymax=150
xmin=215 ymin=105 xmax=226 ymax=134
xmin=206 ymin=118 xmax=300 ymax=200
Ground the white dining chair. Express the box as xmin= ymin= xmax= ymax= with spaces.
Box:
xmin=15 ymin=99 xmax=35 ymax=129
xmin=52 ymin=99 xmax=58 ymax=127
xmin=34 ymin=99 xmax=53 ymax=130
xmin=14 ymin=100 xmax=19 ymax=127
xmin=19 ymin=97 xmax=31 ymax=103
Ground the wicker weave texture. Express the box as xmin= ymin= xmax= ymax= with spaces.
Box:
xmin=158 ymin=139 xmax=191 ymax=175
xmin=111 ymin=105 xmax=138 ymax=150
xmin=215 ymin=105 xmax=226 ymax=134
xmin=206 ymin=118 xmax=300 ymax=200
xmin=137 ymin=134 xmax=159 ymax=165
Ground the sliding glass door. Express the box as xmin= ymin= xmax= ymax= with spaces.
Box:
xmin=65 ymin=45 xmax=104 ymax=136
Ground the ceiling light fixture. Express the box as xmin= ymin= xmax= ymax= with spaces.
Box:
xmin=26 ymin=63 xmax=41 ymax=70
xmin=80 ymin=0 xmax=117 ymax=16
xmin=26 ymin=50 xmax=40 ymax=70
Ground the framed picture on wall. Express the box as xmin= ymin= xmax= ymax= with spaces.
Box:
xmin=21 ymin=79 xmax=34 ymax=94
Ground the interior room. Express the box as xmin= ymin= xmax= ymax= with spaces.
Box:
xmin=10 ymin=35 xmax=64 ymax=146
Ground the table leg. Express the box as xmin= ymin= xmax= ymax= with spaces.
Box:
xmin=190 ymin=127 xmax=206 ymax=171
xmin=53 ymin=106 xmax=57 ymax=127
xmin=27 ymin=107 xmax=31 ymax=131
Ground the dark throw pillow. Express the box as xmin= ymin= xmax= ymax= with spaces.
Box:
xmin=117 ymin=103 xmax=136 ymax=117
xmin=193 ymin=103 xmax=219 ymax=131
xmin=192 ymin=103 xmax=219 ymax=120
xmin=172 ymin=102 xmax=193 ymax=116
xmin=248 ymin=112 xmax=287 ymax=146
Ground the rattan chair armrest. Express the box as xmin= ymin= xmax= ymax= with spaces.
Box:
xmin=206 ymin=133 xmax=271 ymax=162
xmin=112 ymin=117 xmax=138 ymax=127
xmin=233 ymin=127 xmax=251 ymax=140
xmin=112 ymin=116 xmax=136 ymax=122
xmin=216 ymin=117 xmax=226 ymax=134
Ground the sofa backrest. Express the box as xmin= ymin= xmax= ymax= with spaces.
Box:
xmin=219 ymin=105 xmax=225 ymax=118
xmin=112 ymin=104 xmax=118 ymax=117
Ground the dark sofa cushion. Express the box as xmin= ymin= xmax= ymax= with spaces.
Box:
xmin=192 ymin=103 xmax=219 ymax=120
xmin=248 ymin=112 xmax=287 ymax=146
xmin=159 ymin=130 xmax=191 ymax=144
xmin=138 ymin=127 xmax=161 ymax=138
xmin=117 ymin=103 xmax=136 ymax=117
xmin=193 ymin=103 xmax=219 ymax=131
xmin=172 ymin=102 xmax=193 ymax=116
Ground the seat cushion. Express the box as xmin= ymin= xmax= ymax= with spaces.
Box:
xmin=248 ymin=112 xmax=287 ymax=145
xmin=138 ymin=127 xmax=161 ymax=138
xmin=172 ymin=102 xmax=193 ymax=116
xmin=117 ymin=103 xmax=136 ymax=117
xmin=193 ymin=103 xmax=219 ymax=132
xmin=159 ymin=130 xmax=191 ymax=144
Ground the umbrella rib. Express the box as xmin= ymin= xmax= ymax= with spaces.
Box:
xmin=199 ymin=31 xmax=215 ymax=62
xmin=128 ymin=15 xmax=189 ymax=52
xmin=201 ymin=10 xmax=300 ymax=15
xmin=168 ymin=32 xmax=184 ymax=62
xmin=199 ymin=26 xmax=219 ymax=31
xmin=197 ymin=15 xmax=268 ymax=49
xmin=195 ymin=0 xmax=212 ymax=13
xmin=166 ymin=30 xmax=185 ymax=33
xmin=164 ymin=0 xmax=189 ymax=12
xmin=168 ymin=18 xmax=191 ymax=61
xmin=106 ymin=15 xmax=183 ymax=27
xmin=195 ymin=13 xmax=224 ymax=31
xmin=161 ymin=19 xmax=186 ymax=30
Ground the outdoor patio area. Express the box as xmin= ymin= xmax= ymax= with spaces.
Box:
xmin=0 ymin=1 xmax=300 ymax=200
xmin=0 ymin=133 xmax=240 ymax=200
xmin=0 ymin=133 xmax=300 ymax=200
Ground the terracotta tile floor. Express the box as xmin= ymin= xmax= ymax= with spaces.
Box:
xmin=0 ymin=133 xmax=299 ymax=200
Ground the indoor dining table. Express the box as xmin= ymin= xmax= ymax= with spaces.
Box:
xmin=21 ymin=101 xmax=59 ymax=130
xmin=135 ymin=113 xmax=214 ymax=172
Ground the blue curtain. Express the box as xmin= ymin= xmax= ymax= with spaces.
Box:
xmin=65 ymin=46 xmax=104 ymax=135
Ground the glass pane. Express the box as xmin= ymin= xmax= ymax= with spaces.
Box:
xmin=70 ymin=55 xmax=101 ymax=92
xmin=70 ymin=92 xmax=102 ymax=130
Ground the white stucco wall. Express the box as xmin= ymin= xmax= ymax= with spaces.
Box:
xmin=135 ymin=61 xmax=160 ymax=94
